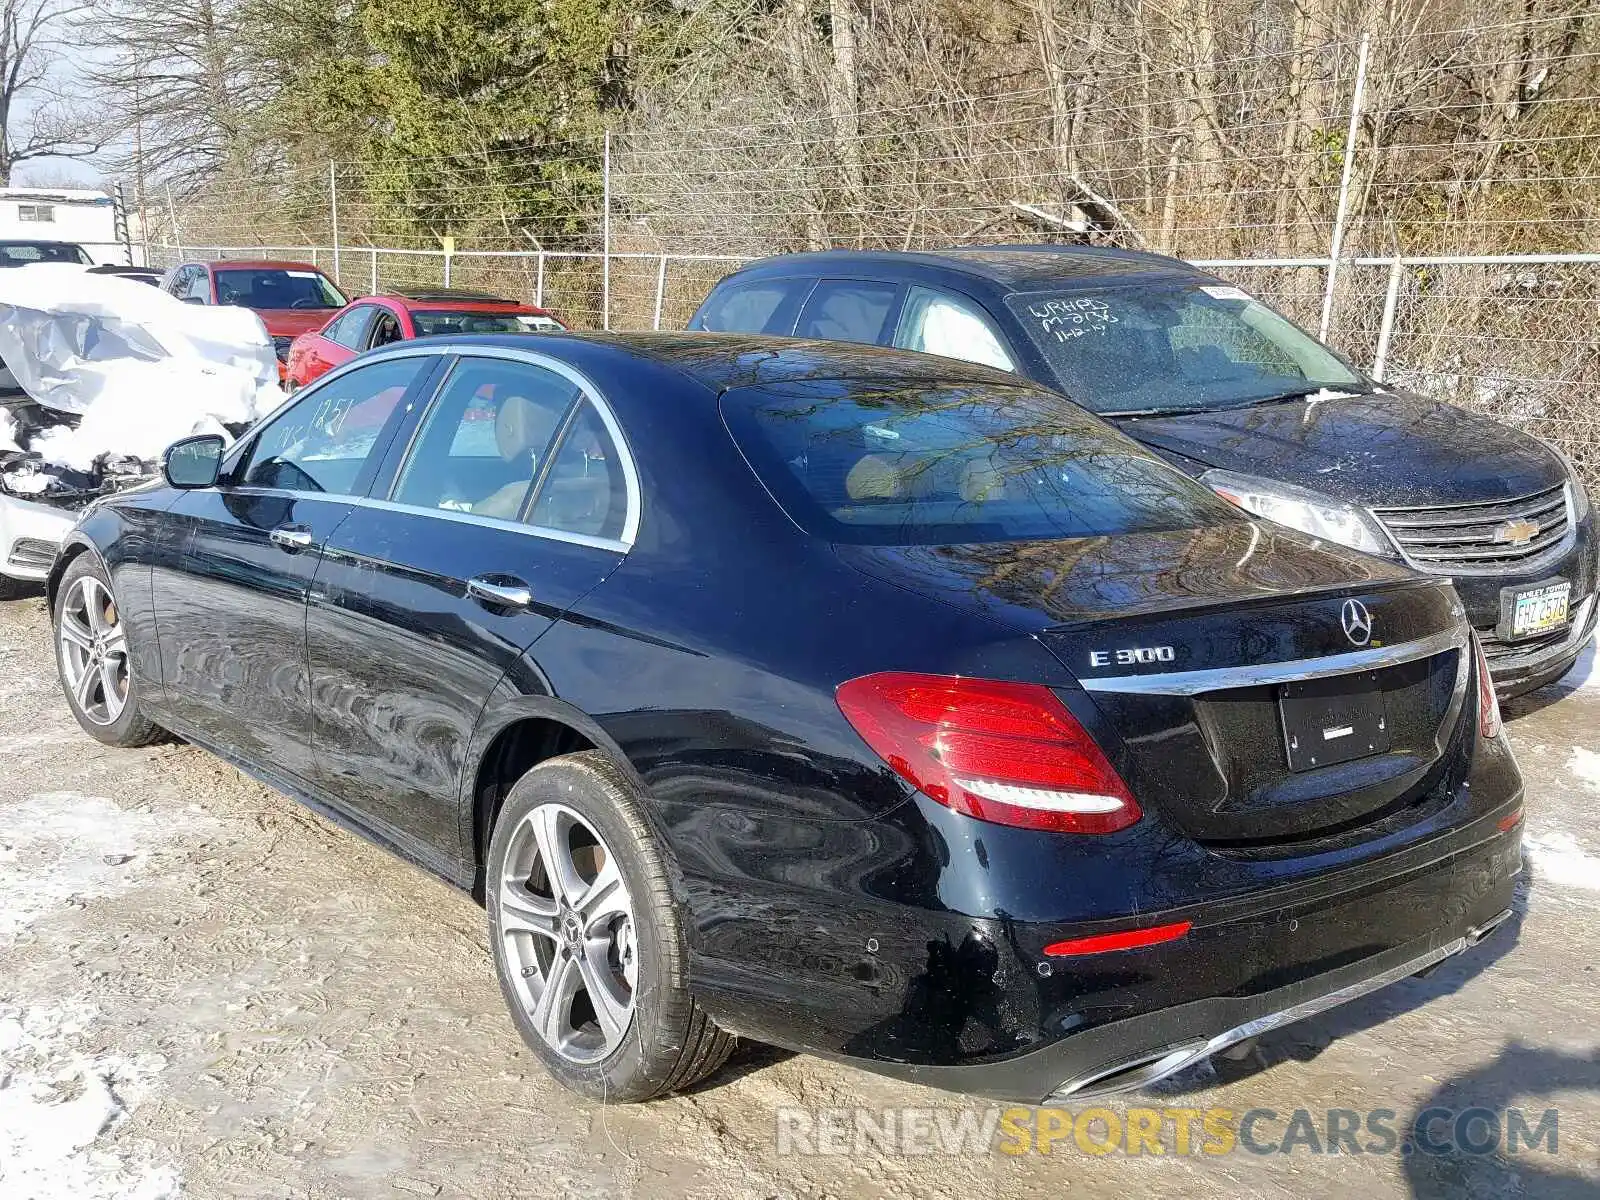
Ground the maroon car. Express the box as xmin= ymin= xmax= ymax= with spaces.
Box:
xmin=159 ymin=260 xmax=348 ymax=380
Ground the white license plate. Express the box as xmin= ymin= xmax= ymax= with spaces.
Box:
xmin=1510 ymin=581 xmax=1571 ymax=638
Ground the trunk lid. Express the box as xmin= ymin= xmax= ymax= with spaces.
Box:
xmin=836 ymin=522 xmax=1474 ymax=845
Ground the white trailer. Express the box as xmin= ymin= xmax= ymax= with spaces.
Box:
xmin=0 ymin=189 xmax=128 ymax=265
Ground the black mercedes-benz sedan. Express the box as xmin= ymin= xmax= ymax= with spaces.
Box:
xmin=49 ymin=334 xmax=1522 ymax=1103
xmin=690 ymin=248 xmax=1598 ymax=697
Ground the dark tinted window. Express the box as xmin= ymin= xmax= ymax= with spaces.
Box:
xmin=794 ymin=280 xmax=899 ymax=344
xmin=215 ymin=268 xmax=346 ymax=310
xmin=238 ymin=356 xmax=424 ymax=494
xmin=368 ymin=309 xmax=403 ymax=348
xmin=722 ymin=378 xmax=1242 ymax=546
xmin=0 ymin=241 xmax=92 ymax=266
xmin=1005 ymin=283 xmax=1362 ymax=415
xmin=694 ymin=279 xmax=805 ymax=334
xmin=391 ymin=357 xmax=581 ymax=520
xmin=412 ymin=310 xmax=538 ymax=337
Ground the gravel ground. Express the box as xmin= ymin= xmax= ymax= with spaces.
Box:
xmin=1 ymin=591 xmax=1597 ymax=1199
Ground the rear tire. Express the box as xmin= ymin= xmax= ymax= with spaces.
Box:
xmin=53 ymin=553 xmax=164 ymax=747
xmin=486 ymin=750 xmax=735 ymax=1102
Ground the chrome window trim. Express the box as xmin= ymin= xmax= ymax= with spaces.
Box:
xmin=1078 ymin=625 xmax=1467 ymax=696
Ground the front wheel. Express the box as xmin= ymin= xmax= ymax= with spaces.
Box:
xmin=486 ymin=751 xmax=735 ymax=1102
xmin=53 ymin=554 xmax=164 ymax=746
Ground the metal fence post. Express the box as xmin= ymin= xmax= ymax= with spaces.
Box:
xmin=166 ymin=183 xmax=184 ymax=261
xmin=1320 ymin=33 xmax=1370 ymax=341
xmin=536 ymin=251 xmax=546 ymax=307
xmin=370 ymin=247 xmax=379 ymax=294
xmin=330 ymin=162 xmax=341 ymax=284
xmin=602 ymin=129 xmax=613 ymax=331
xmin=653 ymin=255 xmax=668 ymax=330
xmin=1371 ymin=257 xmax=1405 ymax=382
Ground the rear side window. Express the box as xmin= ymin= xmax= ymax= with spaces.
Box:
xmin=324 ymin=305 xmax=375 ymax=349
xmin=694 ymin=278 xmax=805 ymax=334
xmin=722 ymin=378 xmax=1242 ymax=546
xmin=528 ymin=402 xmax=630 ymax=541
xmin=391 ymin=357 xmax=581 ymax=519
xmin=894 ymin=286 xmax=1015 ymax=372
xmin=794 ymin=280 xmax=899 ymax=344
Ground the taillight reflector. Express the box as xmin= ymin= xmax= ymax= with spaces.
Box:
xmin=1473 ymin=633 xmax=1502 ymax=740
xmin=1496 ymin=808 xmax=1524 ymax=833
xmin=1043 ymin=921 xmax=1192 ymax=957
xmin=835 ymin=672 xmax=1141 ymax=834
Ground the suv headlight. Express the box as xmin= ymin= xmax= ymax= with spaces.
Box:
xmin=1201 ymin=469 xmax=1396 ymax=556
xmin=1543 ymin=442 xmax=1590 ymax=522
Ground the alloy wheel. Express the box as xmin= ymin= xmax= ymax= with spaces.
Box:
xmin=498 ymin=802 xmax=638 ymax=1064
xmin=58 ymin=576 xmax=130 ymax=727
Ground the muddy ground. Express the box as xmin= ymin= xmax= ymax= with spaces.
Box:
xmin=1 ymin=591 xmax=1597 ymax=1199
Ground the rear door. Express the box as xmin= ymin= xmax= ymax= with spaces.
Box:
xmin=153 ymin=353 xmax=438 ymax=783
xmin=306 ymin=348 xmax=636 ymax=861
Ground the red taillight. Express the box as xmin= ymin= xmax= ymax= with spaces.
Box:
xmin=1473 ymin=633 xmax=1502 ymax=740
xmin=835 ymin=672 xmax=1142 ymax=834
xmin=1496 ymin=808 xmax=1524 ymax=833
xmin=1043 ymin=921 xmax=1192 ymax=957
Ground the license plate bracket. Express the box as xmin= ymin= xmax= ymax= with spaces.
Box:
xmin=1279 ymin=671 xmax=1390 ymax=773
xmin=1498 ymin=577 xmax=1571 ymax=642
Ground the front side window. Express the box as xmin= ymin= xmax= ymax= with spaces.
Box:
xmin=694 ymin=279 xmax=807 ymax=335
xmin=183 ymin=270 xmax=211 ymax=302
xmin=1005 ymin=283 xmax=1364 ymax=415
xmin=214 ymin=268 xmax=347 ymax=310
xmin=894 ymin=286 xmax=1015 ymax=372
xmin=368 ymin=310 xmax=404 ymax=348
xmin=793 ymin=280 xmax=899 ymax=344
xmin=236 ymin=356 xmax=425 ymax=494
xmin=391 ymin=357 xmax=582 ymax=520
xmin=722 ymin=377 xmax=1243 ymax=546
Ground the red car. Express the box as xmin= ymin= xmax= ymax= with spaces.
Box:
xmin=159 ymin=259 xmax=348 ymax=381
xmin=284 ymin=289 xmax=566 ymax=390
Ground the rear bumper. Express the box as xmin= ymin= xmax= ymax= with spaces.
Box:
xmin=0 ymin=492 xmax=76 ymax=582
xmin=835 ymin=818 xmax=1522 ymax=1104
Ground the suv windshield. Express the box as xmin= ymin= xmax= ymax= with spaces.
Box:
xmin=0 ymin=241 xmax=92 ymax=266
xmin=216 ymin=268 xmax=346 ymax=310
xmin=722 ymin=377 xmax=1243 ymax=546
xmin=1006 ymin=283 xmax=1364 ymax=416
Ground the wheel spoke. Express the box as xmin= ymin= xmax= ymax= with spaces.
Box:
xmin=499 ymin=881 xmax=560 ymax=942
xmin=577 ymin=937 xmax=632 ymax=1045
xmin=102 ymin=628 xmax=128 ymax=658
xmin=531 ymin=950 xmax=580 ymax=1046
xmin=58 ymin=617 xmax=94 ymax=653
xmin=73 ymin=659 xmax=99 ymax=711
xmin=530 ymin=806 xmax=585 ymax=905
xmin=81 ymin=582 xmax=107 ymax=634
xmin=575 ymin=856 xmax=627 ymax=931
xmin=99 ymin=660 xmax=125 ymax=718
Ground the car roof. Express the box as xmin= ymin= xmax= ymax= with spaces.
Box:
xmin=380 ymin=287 xmax=513 ymax=303
xmin=399 ymin=331 xmax=1028 ymax=394
xmin=727 ymin=244 xmax=1213 ymax=290
xmin=193 ymin=259 xmax=327 ymax=272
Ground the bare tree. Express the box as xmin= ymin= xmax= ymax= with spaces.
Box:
xmin=0 ymin=0 xmax=105 ymax=184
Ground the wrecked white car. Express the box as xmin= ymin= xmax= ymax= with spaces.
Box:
xmin=0 ymin=264 xmax=282 ymax=596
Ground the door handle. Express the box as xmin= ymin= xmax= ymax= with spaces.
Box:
xmin=467 ymin=576 xmax=534 ymax=610
xmin=270 ymin=526 xmax=315 ymax=551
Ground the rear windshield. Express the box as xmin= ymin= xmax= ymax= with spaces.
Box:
xmin=1006 ymin=283 xmax=1363 ymax=415
xmin=411 ymin=310 xmax=549 ymax=337
xmin=722 ymin=378 xmax=1243 ymax=545
xmin=0 ymin=242 xmax=91 ymax=266
xmin=215 ymin=268 xmax=346 ymax=310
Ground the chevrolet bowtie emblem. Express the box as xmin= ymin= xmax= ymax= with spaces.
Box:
xmin=1492 ymin=518 xmax=1540 ymax=547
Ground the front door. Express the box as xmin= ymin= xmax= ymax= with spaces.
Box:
xmin=153 ymin=352 xmax=437 ymax=783
xmin=306 ymin=351 xmax=634 ymax=863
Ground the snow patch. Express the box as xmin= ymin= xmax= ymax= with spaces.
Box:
xmin=0 ymin=263 xmax=283 ymax=469
xmin=0 ymin=1000 xmax=178 ymax=1199
xmin=0 ymin=791 xmax=206 ymax=939
xmin=1523 ymin=829 xmax=1600 ymax=892
xmin=1570 ymin=747 xmax=1600 ymax=792
xmin=1554 ymin=637 xmax=1599 ymax=694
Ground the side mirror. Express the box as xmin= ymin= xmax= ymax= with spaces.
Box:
xmin=163 ymin=434 xmax=226 ymax=488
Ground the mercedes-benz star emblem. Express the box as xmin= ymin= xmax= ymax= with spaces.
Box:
xmin=1341 ymin=598 xmax=1373 ymax=647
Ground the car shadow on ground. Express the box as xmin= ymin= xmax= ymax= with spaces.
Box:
xmin=1154 ymin=864 xmax=1532 ymax=1098
xmin=1398 ymin=1042 xmax=1600 ymax=1198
